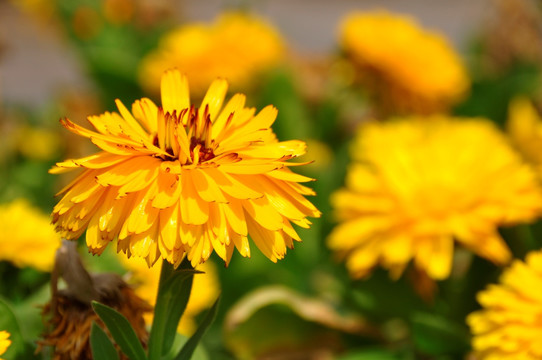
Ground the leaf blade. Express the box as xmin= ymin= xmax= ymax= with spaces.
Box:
xmin=92 ymin=301 xmax=147 ymax=360
xmin=90 ymin=321 xmax=120 ymax=360
xmin=174 ymin=296 xmax=220 ymax=360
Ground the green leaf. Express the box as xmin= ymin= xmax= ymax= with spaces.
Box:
xmin=147 ymin=259 xmax=200 ymax=359
xmin=411 ymin=312 xmax=470 ymax=356
xmin=337 ymin=348 xmax=404 ymax=360
xmin=90 ymin=321 xmax=120 ymax=360
xmin=163 ymin=333 xmax=209 ymax=360
xmin=0 ymin=298 xmax=26 ymax=359
xmin=174 ymin=296 xmax=220 ymax=360
xmin=92 ymin=301 xmax=147 ymax=360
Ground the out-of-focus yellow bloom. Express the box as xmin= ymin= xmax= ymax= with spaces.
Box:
xmin=51 ymin=69 xmax=320 ymax=267
xmin=0 ymin=199 xmax=61 ymax=271
xmin=467 ymin=250 xmax=542 ymax=359
xmin=16 ymin=126 xmax=62 ymax=161
xmin=139 ymin=12 xmax=285 ymax=96
xmin=120 ymin=255 xmax=219 ymax=335
xmin=339 ymin=11 xmax=469 ymax=115
xmin=328 ymin=117 xmax=542 ymax=280
xmin=507 ymin=97 xmax=542 ymax=168
xmin=0 ymin=331 xmax=11 ymax=360
xmin=299 ymin=139 xmax=334 ymax=172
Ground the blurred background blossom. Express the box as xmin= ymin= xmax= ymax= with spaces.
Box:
xmin=2 ymin=0 xmax=542 ymax=359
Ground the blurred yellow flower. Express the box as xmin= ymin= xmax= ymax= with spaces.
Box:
xmin=0 ymin=331 xmax=10 ymax=360
xmin=51 ymin=69 xmax=320 ymax=267
xmin=328 ymin=117 xmax=542 ymax=280
xmin=120 ymin=255 xmax=219 ymax=335
xmin=507 ymin=97 xmax=542 ymax=168
xmin=467 ymin=250 xmax=542 ymax=359
xmin=0 ymin=199 xmax=61 ymax=271
xmin=339 ymin=11 xmax=469 ymax=115
xmin=139 ymin=12 xmax=285 ymax=96
xmin=16 ymin=126 xmax=62 ymax=161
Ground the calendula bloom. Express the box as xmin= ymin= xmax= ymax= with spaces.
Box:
xmin=0 ymin=199 xmax=61 ymax=271
xmin=51 ymin=69 xmax=320 ymax=267
xmin=339 ymin=11 xmax=469 ymax=115
xmin=328 ymin=117 xmax=542 ymax=280
xmin=507 ymin=97 xmax=542 ymax=170
xmin=139 ymin=12 xmax=285 ymax=96
xmin=121 ymin=255 xmax=219 ymax=334
xmin=467 ymin=250 xmax=542 ymax=359
xmin=0 ymin=331 xmax=10 ymax=360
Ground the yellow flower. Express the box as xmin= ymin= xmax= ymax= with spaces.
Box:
xmin=339 ymin=11 xmax=469 ymax=115
xmin=16 ymin=126 xmax=62 ymax=161
xmin=139 ymin=12 xmax=285 ymax=96
xmin=467 ymin=250 xmax=542 ymax=359
xmin=51 ymin=69 xmax=320 ymax=267
xmin=0 ymin=199 xmax=61 ymax=271
xmin=328 ymin=117 xmax=541 ymax=280
xmin=0 ymin=331 xmax=10 ymax=360
xmin=507 ymin=97 xmax=542 ymax=168
xmin=120 ymin=255 xmax=219 ymax=335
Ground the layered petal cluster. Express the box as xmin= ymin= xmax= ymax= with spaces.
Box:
xmin=120 ymin=255 xmax=219 ymax=335
xmin=328 ymin=117 xmax=542 ymax=280
xmin=0 ymin=199 xmax=61 ymax=271
xmin=51 ymin=69 xmax=320 ymax=267
xmin=0 ymin=331 xmax=10 ymax=360
xmin=467 ymin=250 xmax=542 ymax=359
xmin=507 ymin=97 xmax=542 ymax=170
xmin=339 ymin=11 xmax=469 ymax=114
xmin=139 ymin=12 xmax=285 ymax=96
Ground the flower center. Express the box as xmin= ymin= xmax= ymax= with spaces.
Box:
xmin=190 ymin=137 xmax=215 ymax=163
xmin=152 ymin=105 xmax=216 ymax=165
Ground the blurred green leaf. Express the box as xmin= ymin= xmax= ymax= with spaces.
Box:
xmin=410 ymin=312 xmax=470 ymax=356
xmin=337 ymin=348 xmax=407 ymax=360
xmin=454 ymin=62 xmax=541 ymax=126
xmin=174 ymin=297 xmax=220 ymax=360
xmin=90 ymin=321 xmax=120 ymax=360
xmin=0 ymin=298 xmax=24 ymax=356
xmin=163 ymin=332 xmax=209 ymax=360
xmin=0 ymin=298 xmax=38 ymax=359
xmin=92 ymin=301 xmax=147 ymax=360
xmin=258 ymin=68 xmax=312 ymax=141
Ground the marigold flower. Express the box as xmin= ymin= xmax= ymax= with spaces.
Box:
xmin=139 ymin=12 xmax=285 ymax=96
xmin=467 ymin=250 xmax=542 ymax=359
xmin=0 ymin=331 xmax=11 ymax=360
xmin=0 ymin=199 xmax=61 ymax=271
xmin=339 ymin=11 xmax=469 ymax=115
xmin=51 ymin=69 xmax=320 ymax=267
xmin=120 ymin=255 xmax=219 ymax=335
xmin=507 ymin=97 xmax=542 ymax=169
xmin=328 ymin=117 xmax=542 ymax=280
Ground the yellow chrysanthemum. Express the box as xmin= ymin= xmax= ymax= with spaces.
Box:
xmin=507 ymin=97 xmax=542 ymax=169
xmin=120 ymin=255 xmax=219 ymax=335
xmin=139 ymin=12 xmax=285 ymax=96
xmin=467 ymin=250 xmax=542 ymax=359
xmin=51 ymin=69 xmax=320 ymax=267
xmin=0 ymin=199 xmax=61 ymax=271
xmin=0 ymin=331 xmax=10 ymax=360
xmin=328 ymin=117 xmax=542 ymax=280
xmin=339 ymin=11 xmax=469 ymax=114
